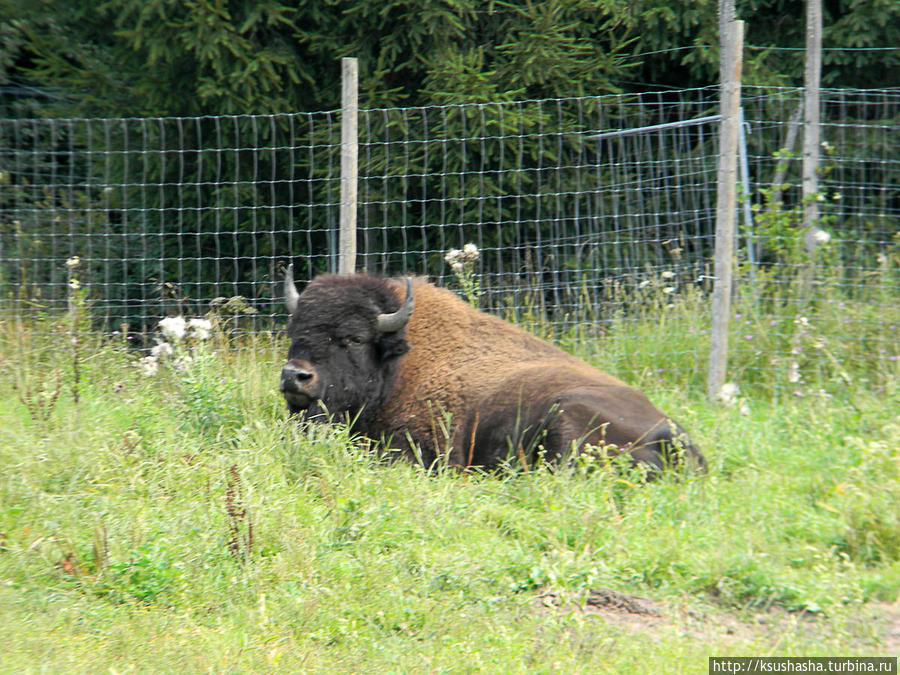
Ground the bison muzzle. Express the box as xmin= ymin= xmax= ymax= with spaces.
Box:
xmin=281 ymin=267 xmax=705 ymax=473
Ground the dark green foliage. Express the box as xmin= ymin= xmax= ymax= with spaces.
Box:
xmin=1 ymin=0 xmax=637 ymax=117
xmin=3 ymin=0 xmax=899 ymax=118
xmin=742 ymin=0 xmax=900 ymax=88
xmin=1 ymin=0 xmax=898 ymax=337
xmin=625 ymin=0 xmax=900 ymax=90
xmin=3 ymin=0 xmax=308 ymax=116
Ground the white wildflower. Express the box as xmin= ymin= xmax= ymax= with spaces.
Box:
xmin=662 ymin=286 xmax=676 ymax=294
xmin=68 ymin=278 xmax=81 ymax=290
xmin=794 ymin=316 xmax=811 ymax=329
xmin=450 ymin=261 xmax=463 ymax=274
xmin=151 ymin=341 xmax=174 ymax=359
xmin=188 ymin=318 xmax=213 ymax=341
xmin=65 ymin=256 xmax=80 ymax=268
xmin=135 ymin=355 xmax=159 ymax=377
xmin=716 ymin=382 xmax=740 ymax=407
xmin=739 ymin=403 xmax=751 ymax=416
xmin=638 ymin=280 xmax=651 ymax=289
xmin=660 ymin=270 xmax=676 ymax=280
xmin=787 ymin=362 xmax=801 ymax=383
xmin=720 ymin=382 xmax=739 ymax=398
xmin=462 ymin=243 xmax=480 ymax=261
xmin=444 ymin=248 xmax=462 ymax=264
xmin=812 ymin=229 xmax=830 ymax=244
xmin=159 ymin=316 xmax=187 ymax=342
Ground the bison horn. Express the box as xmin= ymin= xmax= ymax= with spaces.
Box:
xmin=284 ymin=263 xmax=300 ymax=315
xmin=376 ymin=277 xmax=414 ymax=333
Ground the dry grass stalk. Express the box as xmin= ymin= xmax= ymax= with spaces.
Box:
xmin=225 ymin=464 xmax=253 ymax=562
xmin=92 ymin=524 xmax=109 ymax=574
xmin=15 ymin=368 xmax=63 ymax=429
xmin=466 ymin=410 xmax=479 ymax=469
xmin=516 ymin=442 xmax=530 ymax=473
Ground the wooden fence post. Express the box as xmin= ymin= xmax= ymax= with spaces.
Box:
xmin=708 ymin=18 xmax=744 ymax=399
xmin=339 ymin=57 xmax=359 ymax=275
xmin=802 ymin=0 xmax=824 ymax=254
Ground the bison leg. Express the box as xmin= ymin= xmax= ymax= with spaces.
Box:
xmin=543 ymin=391 xmax=704 ymax=473
xmin=464 ymin=381 xmax=704 ymax=472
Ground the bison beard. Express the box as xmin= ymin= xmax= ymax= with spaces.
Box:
xmin=281 ymin=270 xmax=705 ymax=472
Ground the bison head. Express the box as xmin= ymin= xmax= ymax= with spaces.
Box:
xmin=280 ymin=266 xmax=413 ymax=426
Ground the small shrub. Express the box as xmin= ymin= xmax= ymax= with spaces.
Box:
xmin=97 ymin=540 xmax=180 ymax=605
xmin=133 ymin=314 xmax=243 ymax=442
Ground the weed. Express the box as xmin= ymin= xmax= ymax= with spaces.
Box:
xmin=224 ymin=464 xmax=253 ymax=563
xmin=174 ymin=347 xmax=243 ymax=440
xmin=99 ymin=540 xmax=180 ymax=605
xmin=134 ymin=313 xmax=244 ymax=442
xmin=207 ymin=295 xmax=259 ymax=345
xmin=65 ymin=256 xmax=84 ymax=406
xmin=13 ymin=367 xmax=62 ymax=430
xmin=445 ymin=243 xmax=481 ymax=306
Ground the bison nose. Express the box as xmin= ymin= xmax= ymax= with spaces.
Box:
xmin=280 ymin=364 xmax=314 ymax=392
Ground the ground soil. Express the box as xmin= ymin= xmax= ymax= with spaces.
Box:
xmin=535 ymin=588 xmax=900 ymax=655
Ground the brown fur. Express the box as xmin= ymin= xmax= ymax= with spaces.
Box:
xmin=353 ymin=278 xmax=702 ymax=470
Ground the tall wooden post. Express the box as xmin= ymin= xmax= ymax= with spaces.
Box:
xmin=339 ymin=57 xmax=359 ymax=275
xmin=802 ymin=0 xmax=824 ymax=253
xmin=708 ymin=18 xmax=744 ymax=399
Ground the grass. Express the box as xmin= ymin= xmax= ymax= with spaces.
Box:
xmin=1 ymin=287 xmax=899 ymax=673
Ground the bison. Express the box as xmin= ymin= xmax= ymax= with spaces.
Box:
xmin=280 ymin=267 xmax=704 ymax=472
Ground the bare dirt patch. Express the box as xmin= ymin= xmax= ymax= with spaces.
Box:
xmin=872 ymin=599 xmax=900 ymax=654
xmin=582 ymin=588 xmax=662 ymax=616
xmin=535 ymin=588 xmax=899 ymax=652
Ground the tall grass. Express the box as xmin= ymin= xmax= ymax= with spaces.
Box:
xmin=0 ymin=276 xmax=898 ymax=673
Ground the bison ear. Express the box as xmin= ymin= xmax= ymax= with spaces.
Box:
xmin=376 ymin=332 xmax=410 ymax=361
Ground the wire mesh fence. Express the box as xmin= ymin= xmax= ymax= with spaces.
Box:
xmin=737 ymin=87 xmax=899 ymax=387
xmin=1 ymin=85 xmax=898 ymax=386
xmin=356 ymin=89 xmax=722 ymax=324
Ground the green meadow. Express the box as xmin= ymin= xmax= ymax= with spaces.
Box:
xmin=1 ymin=276 xmax=898 ymax=673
